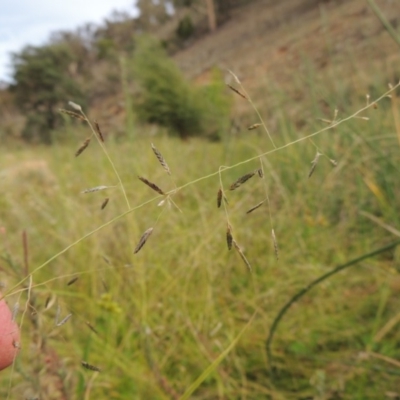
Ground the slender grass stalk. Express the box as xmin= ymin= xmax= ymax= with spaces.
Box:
xmin=179 ymin=312 xmax=256 ymax=400
xmin=79 ymin=111 xmax=131 ymax=210
xmin=265 ymin=239 xmax=400 ymax=378
xmin=367 ymin=0 xmax=400 ymax=49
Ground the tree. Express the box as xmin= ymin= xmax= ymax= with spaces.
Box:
xmin=11 ymin=43 xmax=84 ymax=144
xmin=205 ymin=0 xmax=217 ymax=32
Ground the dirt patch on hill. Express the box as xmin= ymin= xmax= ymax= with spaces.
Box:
xmin=174 ymin=0 xmax=400 ymax=120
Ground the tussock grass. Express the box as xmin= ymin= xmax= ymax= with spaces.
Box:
xmin=2 ymin=60 xmax=400 ymax=400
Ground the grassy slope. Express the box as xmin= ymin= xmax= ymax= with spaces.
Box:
xmin=1 ymin=0 xmax=400 ymax=399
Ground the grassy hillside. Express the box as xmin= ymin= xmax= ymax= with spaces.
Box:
xmin=1 ymin=0 xmax=400 ymax=399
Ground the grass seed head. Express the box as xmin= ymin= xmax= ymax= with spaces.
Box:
xmin=134 ymin=227 xmax=154 ymax=254
xmin=151 ymin=143 xmax=171 ymax=175
xmin=94 ymin=121 xmax=105 ymax=142
xmin=246 ymin=200 xmax=265 ymax=214
xmin=75 ymin=138 xmax=91 ymax=157
xmin=67 ymin=277 xmax=79 ymax=286
xmin=59 ymin=109 xmax=86 ymax=121
xmin=226 ymin=224 xmax=233 ymax=250
xmin=81 ymin=361 xmax=101 ymax=372
xmin=101 ymin=198 xmax=110 ymax=210
xmin=68 ymin=101 xmax=82 ymax=111
xmin=138 ymin=176 xmax=165 ymax=195
xmin=248 ymin=123 xmax=261 ymax=130
xmin=81 ymin=185 xmax=112 ymax=194
xmin=227 ymin=84 xmax=247 ymax=100
xmin=230 ymin=171 xmax=256 ymax=190
xmin=217 ymin=188 xmax=222 ymax=208
xmin=233 ymin=240 xmax=252 ymax=272
xmin=272 ymin=229 xmax=279 ymax=260
xmin=308 ymin=152 xmax=321 ymax=178
xmin=56 ymin=313 xmax=72 ymax=327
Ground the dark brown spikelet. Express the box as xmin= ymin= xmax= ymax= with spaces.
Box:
xmin=138 ymin=176 xmax=165 ymax=195
xmin=134 ymin=227 xmax=154 ymax=254
xmin=101 ymin=198 xmax=109 ymax=210
xmin=94 ymin=121 xmax=104 ymax=142
xmin=67 ymin=277 xmax=79 ymax=286
xmin=226 ymin=224 xmax=233 ymax=250
xmin=257 ymin=168 xmax=264 ymax=178
xmin=151 ymin=143 xmax=171 ymax=175
xmin=59 ymin=108 xmax=86 ymax=121
xmin=233 ymin=240 xmax=252 ymax=272
xmin=85 ymin=321 xmax=99 ymax=335
xmin=248 ymin=123 xmax=261 ymax=130
xmin=246 ymin=200 xmax=265 ymax=214
xmin=75 ymin=138 xmax=91 ymax=157
xmin=81 ymin=361 xmax=101 ymax=372
xmin=226 ymin=84 xmax=247 ymax=100
xmin=229 ymin=171 xmax=256 ymax=190
xmin=217 ymin=188 xmax=222 ymax=208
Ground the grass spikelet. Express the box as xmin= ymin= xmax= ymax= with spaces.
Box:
xmin=257 ymin=168 xmax=264 ymax=178
xmin=246 ymin=200 xmax=265 ymax=214
xmin=67 ymin=277 xmax=79 ymax=286
xmin=94 ymin=121 xmax=105 ymax=142
xmin=227 ymin=69 xmax=241 ymax=84
xmin=59 ymin=108 xmax=86 ymax=121
xmin=217 ymin=188 xmax=222 ymax=208
xmin=75 ymin=138 xmax=91 ymax=157
xmin=134 ymin=227 xmax=154 ymax=254
xmin=81 ymin=185 xmax=113 ymax=194
xmin=227 ymin=84 xmax=247 ymax=100
xmin=151 ymin=143 xmax=171 ymax=175
xmin=138 ymin=176 xmax=165 ymax=195
xmin=272 ymin=229 xmax=279 ymax=260
xmin=308 ymin=152 xmax=321 ymax=178
xmin=101 ymin=198 xmax=109 ymax=210
xmin=248 ymin=123 xmax=261 ymax=130
xmin=81 ymin=361 xmax=101 ymax=372
xmin=226 ymin=224 xmax=233 ymax=250
xmin=85 ymin=321 xmax=99 ymax=335
xmin=233 ymin=240 xmax=252 ymax=272
xmin=56 ymin=313 xmax=72 ymax=327
xmin=12 ymin=302 xmax=19 ymax=321
xmin=329 ymin=159 xmax=338 ymax=167
xmin=68 ymin=101 xmax=82 ymax=111
xmin=229 ymin=171 xmax=256 ymax=190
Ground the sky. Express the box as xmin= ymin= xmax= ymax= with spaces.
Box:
xmin=0 ymin=0 xmax=138 ymax=83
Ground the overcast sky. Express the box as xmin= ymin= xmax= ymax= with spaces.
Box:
xmin=0 ymin=0 xmax=138 ymax=83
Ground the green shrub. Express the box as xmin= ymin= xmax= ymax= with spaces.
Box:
xmin=176 ymin=15 xmax=194 ymax=40
xmin=132 ymin=36 xmax=231 ymax=140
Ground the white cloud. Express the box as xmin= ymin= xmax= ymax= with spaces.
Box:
xmin=0 ymin=0 xmax=138 ymax=82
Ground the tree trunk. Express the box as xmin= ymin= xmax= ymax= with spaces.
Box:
xmin=205 ymin=0 xmax=217 ymax=32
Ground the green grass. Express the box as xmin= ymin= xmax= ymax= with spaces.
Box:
xmin=1 ymin=69 xmax=400 ymax=400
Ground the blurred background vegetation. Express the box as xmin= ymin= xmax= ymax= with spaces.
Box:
xmin=1 ymin=0 xmax=400 ymax=399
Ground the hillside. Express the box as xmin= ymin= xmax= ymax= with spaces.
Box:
xmin=88 ymin=0 xmax=400 ymax=139
xmin=2 ymin=0 xmax=400 ymax=142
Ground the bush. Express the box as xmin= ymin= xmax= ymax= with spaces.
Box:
xmin=176 ymin=15 xmax=194 ymax=40
xmin=132 ymin=36 xmax=231 ymax=140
